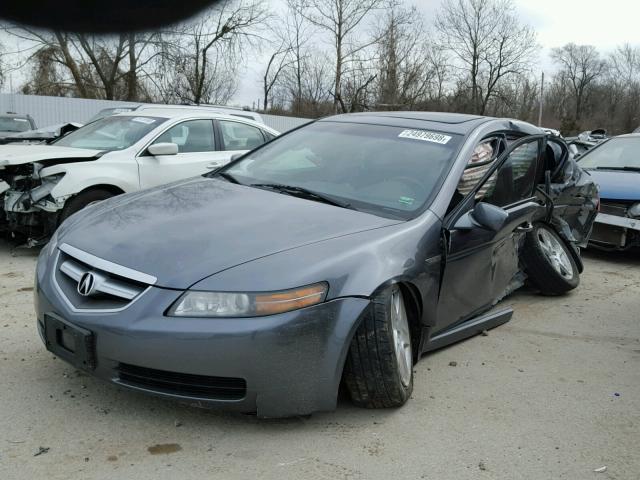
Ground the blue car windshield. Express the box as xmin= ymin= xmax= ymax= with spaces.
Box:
xmin=223 ymin=121 xmax=463 ymax=219
xmin=578 ymin=137 xmax=640 ymax=170
xmin=54 ymin=115 xmax=165 ymax=151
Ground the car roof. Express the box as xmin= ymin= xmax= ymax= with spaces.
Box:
xmin=0 ymin=113 xmax=31 ymax=119
xmin=114 ymin=109 xmax=278 ymax=133
xmin=319 ymin=111 xmax=542 ymax=136
xmin=613 ymin=133 xmax=640 ymax=138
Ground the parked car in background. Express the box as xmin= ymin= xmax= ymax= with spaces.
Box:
xmin=86 ymin=107 xmax=138 ymax=123
xmin=0 ymin=113 xmax=37 ymax=140
xmin=577 ymin=133 xmax=640 ymax=250
xmin=88 ymin=104 xmax=264 ymax=125
xmin=0 ymin=107 xmax=279 ymax=245
xmin=0 ymin=122 xmax=82 ymax=145
xmin=567 ymin=128 xmax=609 ymax=156
xmin=35 ymin=112 xmax=598 ymax=417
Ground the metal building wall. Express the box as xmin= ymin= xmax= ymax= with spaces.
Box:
xmin=0 ymin=93 xmax=310 ymax=132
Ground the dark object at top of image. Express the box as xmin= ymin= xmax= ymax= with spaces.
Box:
xmin=0 ymin=0 xmax=217 ymax=32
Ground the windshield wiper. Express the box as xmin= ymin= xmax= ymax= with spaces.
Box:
xmin=594 ymin=166 xmax=640 ymax=172
xmin=215 ymin=171 xmax=241 ymax=184
xmin=251 ymin=183 xmax=352 ymax=209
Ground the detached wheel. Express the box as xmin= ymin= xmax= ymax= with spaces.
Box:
xmin=343 ymin=285 xmax=413 ymax=408
xmin=59 ymin=189 xmax=115 ymax=224
xmin=523 ymin=223 xmax=579 ymax=295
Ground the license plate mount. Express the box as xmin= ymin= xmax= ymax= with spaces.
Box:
xmin=44 ymin=314 xmax=96 ymax=370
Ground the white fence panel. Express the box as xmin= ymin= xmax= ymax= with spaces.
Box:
xmin=0 ymin=93 xmax=310 ymax=132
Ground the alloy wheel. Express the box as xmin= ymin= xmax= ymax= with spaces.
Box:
xmin=537 ymin=229 xmax=574 ymax=280
xmin=390 ymin=288 xmax=412 ymax=387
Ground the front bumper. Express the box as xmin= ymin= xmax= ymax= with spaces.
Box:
xmin=589 ymin=213 xmax=640 ymax=250
xmin=35 ymin=250 xmax=370 ymax=417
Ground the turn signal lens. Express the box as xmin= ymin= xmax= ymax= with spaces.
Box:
xmin=167 ymin=283 xmax=328 ymax=318
xmin=254 ymin=284 xmax=328 ymax=315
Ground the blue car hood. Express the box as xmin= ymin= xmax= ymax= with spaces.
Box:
xmin=587 ymin=170 xmax=640 ymax=201
xmin=58 ymin=177 xmax=402 ymax=288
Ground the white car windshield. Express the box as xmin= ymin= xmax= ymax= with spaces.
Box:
xmin=54 ymin=116 xmax=166 ymax=151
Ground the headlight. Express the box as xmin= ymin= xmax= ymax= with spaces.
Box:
xmin=167 ymin=282 xmax=328 ymax=317
xmin=629 ymin=203 xmax=640 ymax=218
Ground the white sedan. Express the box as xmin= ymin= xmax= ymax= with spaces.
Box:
xmin=0 ymin=107 xmax=279 ymax=245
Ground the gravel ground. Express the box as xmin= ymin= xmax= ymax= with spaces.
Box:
xmin=0 ymin=241 xmax=638 ymax=480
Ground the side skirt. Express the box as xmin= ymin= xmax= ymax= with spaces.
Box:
xmin=423 ymin=307 xmax=513 ymax=353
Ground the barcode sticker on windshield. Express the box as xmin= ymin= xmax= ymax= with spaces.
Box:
xmin=398 ymin=130 xmax=451 ymax=145
xmin=131 ymin=117 xmax=156 ymax=124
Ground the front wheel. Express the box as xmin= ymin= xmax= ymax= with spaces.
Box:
xmin=58 ymin=189 xmax=115 ymax=225
xmin=522 ymin=223 xmax=580 ymax=295
xmin=343 ymin=285 xmax=414 ymax=408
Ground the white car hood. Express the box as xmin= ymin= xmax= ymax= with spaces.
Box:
xmin=0 ymin=145 xmax=102 ymax=167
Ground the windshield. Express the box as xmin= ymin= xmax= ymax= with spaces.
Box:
xmin=578 ymin=137 xmax=640 ymax=170
xmin=222 ymin=121 xmax=462 ymax=219
xmin=0 ymin=117 xmax=31 ymax=132
xmin=54 ymin=115 xmax=165 ymax=151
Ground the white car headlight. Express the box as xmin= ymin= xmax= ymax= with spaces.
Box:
xmin=167 ymin=283 xmax=328 ymax=318
xmin=629 ymin=203 xmax=640 ymax=218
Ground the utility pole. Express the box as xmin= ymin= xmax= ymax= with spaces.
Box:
xmin=538 ymin=71 xmax=544 ymax=127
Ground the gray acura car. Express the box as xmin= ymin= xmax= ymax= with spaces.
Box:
xmin=35 ymin=113 xmax=598 ymax=417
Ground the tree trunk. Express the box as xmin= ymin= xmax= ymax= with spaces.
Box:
xmin=126 ymin=33 xmax=138 ymax=101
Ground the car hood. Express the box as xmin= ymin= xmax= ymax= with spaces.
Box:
xmin=59 ymin=178 xmax=403 ymax=289
xmin=587 ymin=170 xmax=640 ymax=201
xmin=0 ymin=144 xmax=102 ymax=166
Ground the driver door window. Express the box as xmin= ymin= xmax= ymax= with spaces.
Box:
xmin=152 ymin=119 xmax=215 ymax=153
xmin=481 ymin=141 xmax=541 ymax=207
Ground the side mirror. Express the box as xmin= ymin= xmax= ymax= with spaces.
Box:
xmin=147 ymin=142 xmax=178 ymax=156
xmin=455 ymin=202 xmax=509 ymax=232
xmin=230 ymin=153 xmax=243 ymax=162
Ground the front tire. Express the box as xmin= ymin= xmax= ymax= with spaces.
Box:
xmin=522 ymin=223 xmax=580 ymax=295
xmin=343 ymin=285 xmax=414 ymax=408
xmin=58 ymin=189 xmax=115 ymax=225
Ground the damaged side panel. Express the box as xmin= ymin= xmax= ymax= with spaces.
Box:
xmin=547 ymin=154 xmax=599 ymax=248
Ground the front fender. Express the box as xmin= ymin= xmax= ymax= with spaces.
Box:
xmin=45 ymin=162 xmax=138 ymax=199
xmin=191 ymin=212 xmax=443 ymax=327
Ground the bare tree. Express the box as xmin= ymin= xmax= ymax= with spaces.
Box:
xmin=261 ymin=40 xmax=293 ymax=110
xmin=5 ymin=26 xmax=160 ymax=100
xmin=606 ymin=44 xmax=640 ymax=132
xmin=435 ymin=0 xmax=537 ymax=115
xmin=375 ymin=5 xmax=437 ymax=110
xmin=156 ymin=0 xmax=269 ymax=104
xmin=551 ymin=43 xmax=606 ymax=126
xmin=293 ymin=0 xmax=386 ymax=113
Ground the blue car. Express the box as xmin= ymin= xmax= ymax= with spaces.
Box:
xmin=577 ymin=133 xmax=640 ymax=250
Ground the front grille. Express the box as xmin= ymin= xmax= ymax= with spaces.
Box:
xmin=590 ymin=223 xmax=626 ymax=246
xmin=599 ymin=201 xmax=630 ymax=217
xmin=54 ymin=247 xmax=150 ymax=311
xmin=117 ymin=363 xmax=247 ymax=401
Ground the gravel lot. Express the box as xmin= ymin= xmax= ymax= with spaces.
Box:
xmin=0 ymin=241 xmax=638 ymax=480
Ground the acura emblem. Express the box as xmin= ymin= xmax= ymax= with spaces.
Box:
xmin=77 ymin=272 xmax=96 ymax=297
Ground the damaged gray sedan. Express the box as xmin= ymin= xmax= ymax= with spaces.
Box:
xmin=35 ymin=113 xmax=598 ymax=417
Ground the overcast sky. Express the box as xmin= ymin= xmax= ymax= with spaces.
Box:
xmin=3 ymin=0 xmax=639 ymax=107
xmin=234 ymin=0 xmax=640 ymax=107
